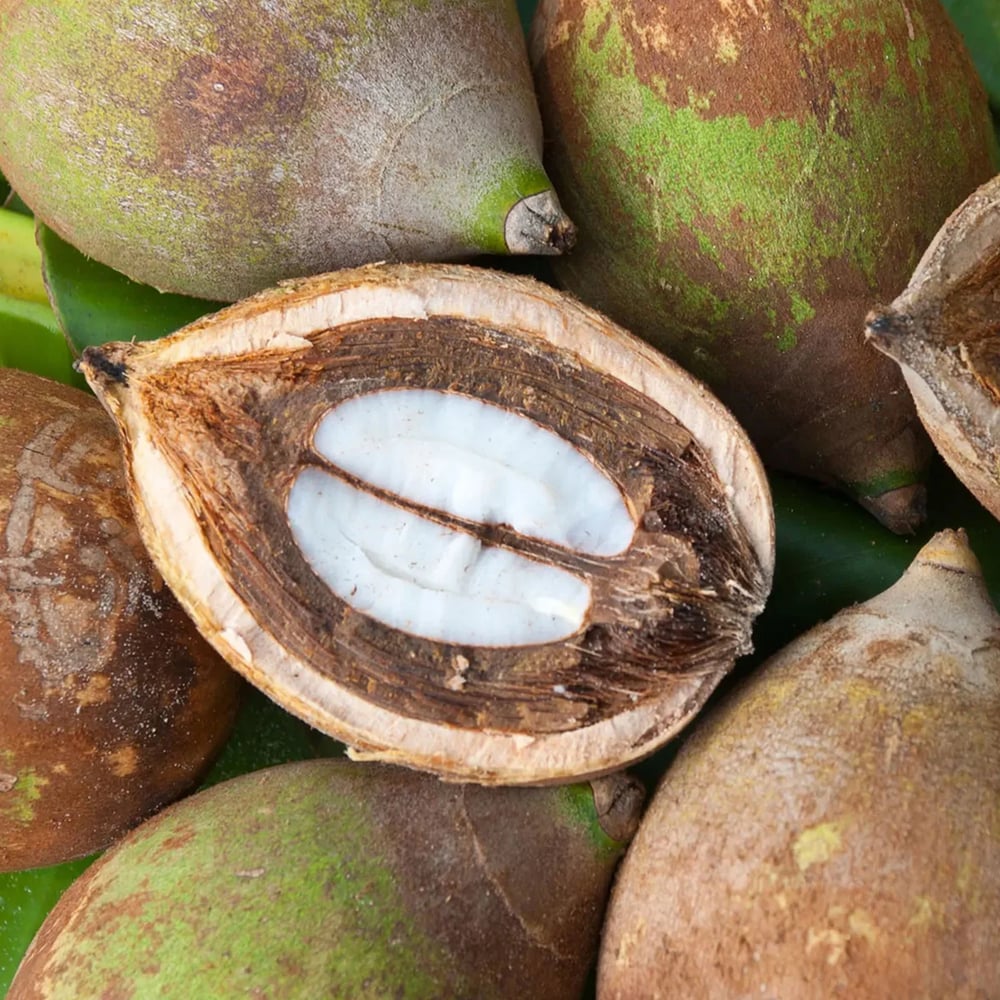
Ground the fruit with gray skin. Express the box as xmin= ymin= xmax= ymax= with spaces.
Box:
xmin=530 ymin=0 xmax=997 ymax=532
xmin=0 ymin=370 xmax=242 ymax=872
xmin=9 ymin=758 xmax=644 ymax=999
xmin=0 ymin=0 xmax=574 ymax=302
xmin=598 ymin=529 xmax=1000 ymax=998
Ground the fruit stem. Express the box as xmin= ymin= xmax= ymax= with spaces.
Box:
xmin=504 ymin=190 xmax=576 ymax=255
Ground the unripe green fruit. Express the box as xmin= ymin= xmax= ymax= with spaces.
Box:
xmin=9 ymin=759 xmax=643 ymax=999
xmin=530 ymin=0 xmax=997 ymax=532
xmin=0 ymin=0 xmax=574 ymax=302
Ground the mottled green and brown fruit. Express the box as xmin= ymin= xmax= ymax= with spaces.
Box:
xmin=9 ymin=758 xmax=644 ymax=999
xmin=530 ymin=0 xmax=997 ymax=532
xmin=599 ymin=530 xmax=1000 ymax=998
xmin=0 ymin=0 xmax=574 ymax=302
xmin=0 ymin=370 xmax=242 ymax=872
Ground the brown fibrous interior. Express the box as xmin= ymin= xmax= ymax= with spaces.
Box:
xmin=137 ymin=317 xmax=766 ymax=733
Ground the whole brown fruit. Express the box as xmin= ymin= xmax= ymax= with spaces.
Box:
xmin=0 ymin=370 xmax=242 ymax=871
xmin=598 ymin=530 xmax=1000 ymax=998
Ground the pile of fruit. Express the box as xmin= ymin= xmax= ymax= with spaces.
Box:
xmin=2 ymin=0 xmax=999 ymax=996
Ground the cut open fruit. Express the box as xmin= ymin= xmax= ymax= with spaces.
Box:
xmin=79 ymin=263 xmax=775 ymax=784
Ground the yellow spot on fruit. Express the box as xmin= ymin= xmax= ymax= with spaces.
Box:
xmin=847 ymin=908 xmax=879 ymax=944
xmin=806 ymin=926 xmax=847 ymax=965
xmin=76 ymin=673 xmax=112 ymax=707
xmin=793 ymin=821 xmax=843 ymax=871
xmin=714 ymin=27 xmax=739 ymax=63
xmin=909 ymin=895 xmax=939 ymax=930
xmin=106 ymin=745 xmax=140 ymax=777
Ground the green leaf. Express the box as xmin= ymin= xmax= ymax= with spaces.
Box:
xmin=745 ymin=460 xmax=1000 ymax=674
xmin=942 ymin=0 xmax=1000 ymax=112
xmin=37 ymin=223 xmax=223 ymax=354
xmin=0 ymin=293 xmax=86 ymax=389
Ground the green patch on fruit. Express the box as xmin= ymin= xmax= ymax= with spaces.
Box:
xmin=466 ymin=158 xmax=554 ymax=255
xmin=37 ymin=779 xmax=461 ymax=998
xmin=557 ymin=783 xmax=624 ymax=858
xmin=0 ymin=767 xmax=47 ymax=825
xmin=564 ymin=1 xmax=988 ymax=365
xmin=0 ymin=853 xmax=97 ymax=999
xmin=846 ymin=466 xmax=925 ymax=499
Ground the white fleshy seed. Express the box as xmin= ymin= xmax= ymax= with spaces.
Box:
xmin=287 ymin=469 xmax=591 ymax=646
xmin=310 ymin=388 xmax=635 ymax=556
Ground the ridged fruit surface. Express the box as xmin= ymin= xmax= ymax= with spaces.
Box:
xmin=530 ymin=0 xmax=997 ymax=532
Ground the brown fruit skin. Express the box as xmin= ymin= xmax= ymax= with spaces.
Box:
xmin=0 ymin=370 xmax=242 ymax=871
xmin=530 ymin=0 xmax=998 ymax=533
xmin=598 ymin=531 xmax=1000 ymax=999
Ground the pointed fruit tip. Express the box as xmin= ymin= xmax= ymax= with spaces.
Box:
xmin=504 ymin=190 xmax=576 ymax=256
xmin=912 ymin=528 xmax=984 ymax=577
xmin=863 ymin=306 xmax=912 ymax=360
xmin=589 ymin=772 xmax=646 ymax=845
xmin=77 ymin=342 xmax=134 ymax=418
xmin=857 ymin=481 xmax=927 ymax=535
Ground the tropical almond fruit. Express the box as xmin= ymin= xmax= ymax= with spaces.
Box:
xmin=9 ymin=759 xmax=644 ymax=999
xmin=530 ymin=0 xmax=998 ymax=532
xmin=867 ymin=171 xmax=1000 ymax=524
xmin=0 ymin=0 xmax=574 ymax=301
xmin=77 ymin=262 xmax=775 ymax=785
xmin=0 ymin=370 xmax=242 ymax=871
xmin=599 ymin=529 xmax=1000 ymax=999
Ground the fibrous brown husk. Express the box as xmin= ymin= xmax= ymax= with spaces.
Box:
xmin=78 ymin=262 xmax=775 ymax=785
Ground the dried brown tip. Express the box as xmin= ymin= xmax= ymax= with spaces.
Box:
xmin=504 ymin=190 xmax=577 ymax=255
xmin=589 ymin=772 xmax=646 ymax=845
xmin=856 ymin=481 xmax=927 ymax=535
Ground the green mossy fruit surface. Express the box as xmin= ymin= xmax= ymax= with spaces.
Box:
xmin=10 ymin=761 xmax=628 ymax=999
xmin=531 ymin=0 xmax=997 ymax=520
